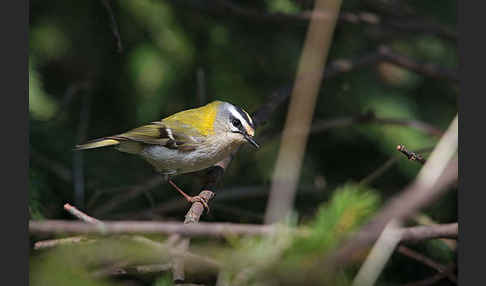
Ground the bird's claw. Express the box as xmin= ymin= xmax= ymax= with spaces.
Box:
xmin=189 ymin=195 xmax=210 ymax=213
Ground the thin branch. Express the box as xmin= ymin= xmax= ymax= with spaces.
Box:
xmin=62 ymin=203 xmax=218 ymax=282
xmin=325 ymin=46 xmax=457 ymax=83
xmin=120 ymin=185 xmax=320 ymax=219
xmin=93 ymin=263 xmax=172 ymax=278
xmin=165 ymin=0 xmax=456 ymax=41
xmin=401 ymin=264 xmax=456 ymax=286
xmin=91 ymin=176 xmax=163 ymax=216
xmin=310 ymin=111 xmax=443 ymax=137
xmin=397 ymin=246 xmax=457 ymax=283
xmin=359 ymin=157 xmax=400 ymax=186
xmin=359 ymin=147 xmax=434 ymax=186
xmin=397 ymin=144 xmax=426 ymax=164
xmin=29 ymin=220 xmax=457 ymax=241
xmin=330 ymin=114 xmax=458 ymax=265
xmin=378 ymin=46 xmax=458 ymax=82
xmin=33 ymin=236 xmax=95 ymax=250
xmin=399 ymin=223 xmax=458 ymax=243
xmin=64 ymin=203 xmax=103 ymax=224
xmin=100 ymin=0 xmax=123 ymax=53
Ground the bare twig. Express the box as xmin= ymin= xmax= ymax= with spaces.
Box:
xmin=173 ymin=156 xmax=231 ymax=283
xmin=331 ymin=114 xmax=458 ymax=265
xmin=397 ymin=246 xmax=457 ymax=283
xmin=120 ymin=185 xmax=322 ymax=219
xmin=165 ymin=0 xmax=455 ymax=41
xmin=310 ymin=111 xmax=443 ymax=137
xmin=397 ymin=144 xmax=427 ymax=164
xmin=100 ymin=0 xmax=123 ymax=53
xmin=93 ymin=263 xmax=172 ymax=278
xmin=29 ymin=220 xmax=456 ymax=241
xmin=64 ymin=203 xmax=102 ymax=224
xmin=399 ymin=222 xmax=458 ymax=243
xmin=33 ymin=236 xmax=94 ymax=250
xmin=401 ymin=264 xmax=456 ymax=286
xmin=359 ymin=157 xmax=401 ymax=186
xmin=324 ymin=46 xmax=458 ymax=82
xmin=378 ymin=45 xmax=458 ymax=82
xmin=359 ymin=146 xmax=434 ymax=186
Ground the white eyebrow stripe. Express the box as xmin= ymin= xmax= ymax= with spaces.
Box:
xmin=229 ymin=105 xmax=248 ymax=125
xmin=243 ymin=110 xmax=253 ymax=125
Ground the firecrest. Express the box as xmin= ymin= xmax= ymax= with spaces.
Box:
xmin=75 ymin=100 xmax=259 ymax=207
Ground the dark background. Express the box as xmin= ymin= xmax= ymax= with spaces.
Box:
xmin=29 ymin=1 xmax=458 ymax=285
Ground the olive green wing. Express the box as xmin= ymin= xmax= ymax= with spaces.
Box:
xmin=115 ymin=121 xmax=204 ymax=152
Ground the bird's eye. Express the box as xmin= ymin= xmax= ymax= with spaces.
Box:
xmin=231 ymin=117 xmax=242 ymax=128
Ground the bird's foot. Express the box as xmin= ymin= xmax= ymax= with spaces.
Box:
xmin=188 ymin=195 xmax=210 ymax=213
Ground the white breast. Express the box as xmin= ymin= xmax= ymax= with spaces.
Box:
xmin=140 ymin=134 xmax=243 ymax=176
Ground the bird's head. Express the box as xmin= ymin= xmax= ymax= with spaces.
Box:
xmin=214 ymin=101 xmax=259 ymax=149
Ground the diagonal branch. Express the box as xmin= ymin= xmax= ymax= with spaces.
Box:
xmin=100 ymin=0 xmax=123 ymax=53
xmin=330 ymin=114 xmax=458 ymax=266
xmin=397 ymin=246 xmax=457 ymax=283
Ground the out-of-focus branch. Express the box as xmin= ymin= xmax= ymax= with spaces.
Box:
xmin=401 ymin=264 xmax=456 ymax=286
xmin=121 ymin=185 xmax=322 ymax=219
xmin=351 ymin=221 xmax=458 ymax=286
xmin=330 ymin=114 xmax=458 ymax=265
xmin=33 ymin=236 xmax=94 ymax=250
xmin=352 ymin=220 xmax=403 ymax=286
xmin=310 ymin=111 xmax=443 ymax=137
xmin=165 ymin=0 xmax=456 ymax=41
xmin=73 ymin=91 xmax=92 ymax=208
xmin=264 ymin=0 xmax=343 ymax=224
xmin=378 ymin=46 xmax=458 ymax=82
xmin=91 ymin=176 xmax=163 ymax=216
xmin=64 ymin=203 xmax=102 ymax=224
xmin=324 ymin=46 xmax=458 ymax=82
xmin=399 ymin=222 xmax=458 ymax=243
xmin=93 ymin=263 xmax=172 ymax=278
xmin=29 ymin=220 xmax=456 ymax=241
xmin=30 ymin=149 xmax=73 ymax=183
xmin=397 ymin=246 xmax=457 ymax=283
xmin=359 ymin=147 xmax=434 ymax=186
xmin=100 ymin=0 xmax=123 ymax=53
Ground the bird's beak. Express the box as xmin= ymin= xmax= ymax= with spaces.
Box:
xmin=244 ymin=134 xmax=260 ymax=149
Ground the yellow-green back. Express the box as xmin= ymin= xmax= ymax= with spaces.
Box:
xmin=162 ymin=101 xmax=221 ymax=136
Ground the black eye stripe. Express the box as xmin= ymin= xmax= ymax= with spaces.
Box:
xmin=231 ymin=116 xmax=242 ymax=128
xmin=233 ymin=106 xmax=254 ymax=128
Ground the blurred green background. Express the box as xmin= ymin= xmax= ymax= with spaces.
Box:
xmin=29 ymin=0 xmax=457 ymax=285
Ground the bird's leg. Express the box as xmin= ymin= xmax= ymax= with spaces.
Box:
xmin=168 ymin=179 xmax=209 ymax=212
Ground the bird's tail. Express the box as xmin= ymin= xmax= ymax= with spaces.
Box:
xmin=74 ymin=137 xmax=120 ymax=150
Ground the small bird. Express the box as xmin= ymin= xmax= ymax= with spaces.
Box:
xmin=75 ymin=100 xmax=259 ymax=209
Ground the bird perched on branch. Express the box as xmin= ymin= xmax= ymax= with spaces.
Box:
xmin=75 ymin=101 xmax=259 ymax=209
